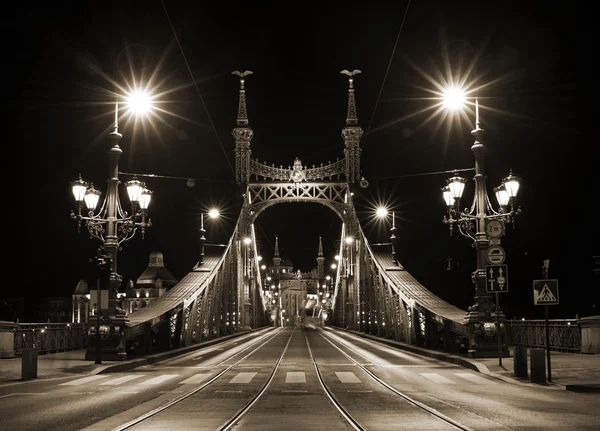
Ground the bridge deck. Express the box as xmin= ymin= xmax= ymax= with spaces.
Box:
xmin=126 ymin=251 xmax=224 ymax=328
xmin=371 ymin=250 xmax=467 ymax=326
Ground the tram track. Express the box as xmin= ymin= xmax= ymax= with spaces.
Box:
xmin=109 ymin=326 xmax=475 ymax=430
xmin=315 ymin=328 xmax=474 ymax=431
xmin=111 ymin=327 xmax=286 ymax=431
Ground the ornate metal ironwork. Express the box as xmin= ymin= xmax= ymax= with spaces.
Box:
xmin=506 ymin=319 xmax=581 ymax=352
xmin=14 ymin=323 xmax=88 ymax=355
xmin=249 ymin=158 xmax=346 ymax=182
xmin=247 ymin=182 xmax=349 ymax=221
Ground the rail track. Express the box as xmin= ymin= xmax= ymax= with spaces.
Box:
xmin=110 ymin=326 xmax=474 ymax=431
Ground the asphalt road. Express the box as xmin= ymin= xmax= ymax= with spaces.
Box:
xmin=0 ymin=326 xmax=598 ymax=431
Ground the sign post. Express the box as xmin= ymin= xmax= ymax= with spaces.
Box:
xmin=533 ymin=259 xmax=558 ymax=382
xmin=486 ymin=264 xmax=508 ymax=366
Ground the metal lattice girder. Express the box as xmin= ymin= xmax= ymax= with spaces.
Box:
xmin=247 ymin=182 xmax=348 ymax=220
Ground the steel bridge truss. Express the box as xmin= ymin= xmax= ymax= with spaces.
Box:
xmin=327 ymin=214 xmax=469 ymax=353
xmin=122 ymin=218 xmax=268 ymax=357
xmin=246 ymin=182 xmax=349 ymax=222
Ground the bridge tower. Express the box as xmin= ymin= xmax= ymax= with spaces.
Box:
xmin=316 ymin=236 xmax=325 ymax=280
xmin=232 ymin=70 xmax=253 ymax=186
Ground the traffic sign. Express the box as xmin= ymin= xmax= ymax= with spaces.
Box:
xmin=533 ymin=279 xmax=559 ymax=305
xmin=486 ymin=245 xmax=506 ymax=265
xmin=486 ymin=265 xmax=508 ymax=292
xmin=485 ymin=220 xmax=504 ymax=239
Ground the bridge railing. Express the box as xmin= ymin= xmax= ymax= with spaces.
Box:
xmin=13 ymin=323 xmax=89 ymax=356
xmin=505 ymin=319 xmax=581 ymax=352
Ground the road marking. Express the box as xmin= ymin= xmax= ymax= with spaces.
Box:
xmin=180 ymin=373 xmax=212 ymax=385
xmin=99 ymin=375 xmax=145 ymax=386
xmin=282 ymin=390 xmax=308 ymax=393
xmin=115 ymin=391 xmax=139 ymax=394
xmin=229 ymin=372 xmax=257 ymax=384
xmin=0 ymin=393 xmax=48 ymax=399
xmin=60 ymin=375 xmax=110 ymax=386
xmin=419 ymin=373 xmax=456 ymax=384
xmin=192 ymin=355 xmax=204 ymax=360
xmin=137 ymin=375 xmax=178 ymax=385
xmin=455 ymin=373 xmax=497 ymax=384
xmin=335 ymin=372 xmax=362 ymax=383
xmin=286 ymin=372 xmax=306 ymax=383
xmin=347 ymin=390 xmax=372 ymax=393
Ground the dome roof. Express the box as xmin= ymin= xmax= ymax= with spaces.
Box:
xmin=73 ymin=279 xmax=89 ymax=295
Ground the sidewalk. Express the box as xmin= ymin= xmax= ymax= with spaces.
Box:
xmin=0 ymin=330 xmax=598 ymax=392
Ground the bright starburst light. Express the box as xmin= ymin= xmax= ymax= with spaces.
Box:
xmin=442 ymin=87 xmax=466 ymax=111
xmin=125 ymin=88 xmax=154 ymax=117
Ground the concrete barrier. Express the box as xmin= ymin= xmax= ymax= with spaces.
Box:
xmin=530 ymin=348 xmax=546 ymax=383
xmin=513 ymin=345 xmax=528 ymax=378
xmin=0 ymin=321 xmax=17 ymax=358
xmin=21 ymin=348 xmax=38 ymax=380
xmin=579 ymin=315 xmax=600 ymax=354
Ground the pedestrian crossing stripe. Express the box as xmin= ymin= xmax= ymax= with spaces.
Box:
xmin=537 ymin=285 xmax=557 ymax=302
xmin=59 ymin=370 xmax=499 ymax=387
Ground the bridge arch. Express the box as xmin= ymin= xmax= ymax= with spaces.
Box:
xmin=246 ymin=181 xmax=351 ymax=224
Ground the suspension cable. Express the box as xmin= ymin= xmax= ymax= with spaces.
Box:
xmin=159 ymin=0 xmax=236 ymax=179
xmin=361 ymin=0 xmax=413 ymax=152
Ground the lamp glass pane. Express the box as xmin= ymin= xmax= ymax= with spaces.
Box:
xmin=138 ymin=189 xmax=152 ymax=210
xmin=442 ymin=188 xmax=453 ymax=206
xmin=84 ymin=189 xmax=101 ymax=210
xmin=72 ymin=182 xmax=87 ymax=202
xmin=448 ymin=178 xmax=466 ymax=199
xmin=126 ymin=180 xmax=143 ymax=202
xmin=496 ymin=188 xmax=509 ymax=206
xmin=504 ymin=179 xmax=520 ymax=197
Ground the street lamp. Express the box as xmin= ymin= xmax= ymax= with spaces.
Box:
xmin=198 ymin=208 xmax=221 ymax=265
xmin=376 ymin=206 xmax=398 ymax=264
xmin=439 ymin=91 xmax=522 ymax=358
xmin=70 ymin=94 xmax=154 ymax=361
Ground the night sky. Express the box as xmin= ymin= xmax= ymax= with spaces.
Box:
xmin=7 ymin=1 xmax=590 ymax=321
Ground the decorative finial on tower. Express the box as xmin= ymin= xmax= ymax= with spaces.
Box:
xmin=318 ymin=236 xmax=324 ymax=257
xmin=340 ymin=69 xmax=361 ymax=126
xmin=274 ymin=235 xmax=280 ymax=257
xmin=232 ymin=70 xmax=253 ymax=126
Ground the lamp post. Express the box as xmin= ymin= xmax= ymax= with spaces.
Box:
xmin=376 ymin=207 xmax=398 ymax=264
xmin=70 ymin=95 xmax=154 ymax=361
xmin=440 ymin=93 xmax=521 ymax=358
xmin=198 ymin=209 xmax=221 ymax=266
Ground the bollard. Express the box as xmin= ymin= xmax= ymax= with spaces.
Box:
xmin=530 ymin=348 xmax=546 ymax=383
xmin=513 ymin=345 xmax=528 ymax=378
xmin=21 ymin=348 xmax=38 ymax=380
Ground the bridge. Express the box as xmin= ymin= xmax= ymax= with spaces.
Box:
xmin=69 ymin=69 xmax=504 ymax=364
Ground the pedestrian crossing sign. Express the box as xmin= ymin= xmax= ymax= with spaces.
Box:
xmin=533 ymin=279 xmax=559 ymax=305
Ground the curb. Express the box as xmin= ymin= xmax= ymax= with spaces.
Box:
xmin=565 ymin=384 xmax=600 ymax=393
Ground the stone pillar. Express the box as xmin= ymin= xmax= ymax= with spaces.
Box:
xmin=0 ymin=321 xmax=17 ymax=358
xmin=579 ymin=316 xmax=600 ymax=354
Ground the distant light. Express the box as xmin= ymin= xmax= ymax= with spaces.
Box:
xmin=243 ymin=237 xmax=251 ymax=245
xmin=376 ymin=207 xmax=388 ymax=218
xmin=208 ymin=209 xmax=220 ymax=219
xmin=345 ymin=237 xmax=354 ymax=244
xmin=443 ymin=87 xmax=466 ymax=111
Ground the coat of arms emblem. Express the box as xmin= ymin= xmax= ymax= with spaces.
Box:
xmin=289 ymin=157 xmax=306 ymax=183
